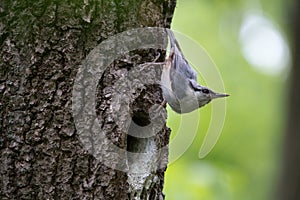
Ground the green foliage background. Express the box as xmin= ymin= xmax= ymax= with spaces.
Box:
xmin=164 ymin=0 xmax=289 ymax=199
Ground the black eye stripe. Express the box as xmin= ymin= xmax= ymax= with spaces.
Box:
xmin=189 ymin=82 xmax=209 ymax=93
xmin=202 ymin=89 xmax=209 ymax=94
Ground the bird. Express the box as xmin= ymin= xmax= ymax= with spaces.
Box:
xmin=160 ymin=29 xmax=229 ymax=114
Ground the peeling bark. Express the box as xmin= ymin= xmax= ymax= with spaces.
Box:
xmin=0 ymin=0 xmax=176 ymax=199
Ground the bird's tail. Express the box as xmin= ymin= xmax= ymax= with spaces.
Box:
xmin=166 ymin=29 xmax=183 ymax=54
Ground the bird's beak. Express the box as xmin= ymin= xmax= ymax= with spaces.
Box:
xmin=211 ymin=92 xmax=230 ymax=99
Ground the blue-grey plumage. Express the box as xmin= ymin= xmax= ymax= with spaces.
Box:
xmin=161 ymin=29 xmax=229 ymax=113
xmin=167 ymin=29 xmax=198 ymax=82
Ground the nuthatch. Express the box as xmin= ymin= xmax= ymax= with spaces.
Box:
xmin=161 ymin=30 xmax=229 ymax=113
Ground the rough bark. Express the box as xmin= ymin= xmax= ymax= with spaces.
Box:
xmin=0 ymin=0 xmax=176 ymax=199
xmin=275 ymin=1 xmax=300 ymax=199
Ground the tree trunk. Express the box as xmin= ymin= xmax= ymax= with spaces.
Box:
xmin=0 ymin=0 xmax=176 ymax=199
xmin=275 ymin=1 xmax=300 ymax=199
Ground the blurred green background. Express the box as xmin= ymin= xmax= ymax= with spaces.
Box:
xmin=163 ymin=0 xmax=290 ymax=199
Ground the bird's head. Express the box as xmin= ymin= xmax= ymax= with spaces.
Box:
xmin=195 ymin=86 xmax=229 ymax=108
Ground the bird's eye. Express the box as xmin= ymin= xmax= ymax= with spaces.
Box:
xmin=202 ymin=89 xmax=209 ymax=94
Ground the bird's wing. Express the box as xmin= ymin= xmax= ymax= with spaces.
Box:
xmin=169 ymin=66 xmax=190 ymax=100
xmin=167 ymin=29 xmax=198 ymax=81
